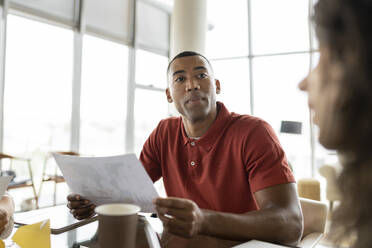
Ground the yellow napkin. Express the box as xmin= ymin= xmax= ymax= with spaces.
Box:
xmin=0 ymin=240 xmax=4 ymax=248
xmin=12 ymin=220 xmax=51 ymax=248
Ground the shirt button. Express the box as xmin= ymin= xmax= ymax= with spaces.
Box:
xmin=190 ymin=161 xmax=195 ymax=166
xmin=191 ymin=142 xmax=195 ymax=146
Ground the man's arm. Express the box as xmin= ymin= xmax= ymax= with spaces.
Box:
xmin=154 ymin=183 xmax=303 ymax=246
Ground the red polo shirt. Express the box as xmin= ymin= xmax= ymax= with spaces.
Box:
xmin=140 ymin=102 xmax=295 ymax=213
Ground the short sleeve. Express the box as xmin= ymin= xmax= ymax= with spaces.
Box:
xmin=139 ymin=121 xmax=163 ymax=183
xmin=244 ymin=120 xmax=295 ymax=193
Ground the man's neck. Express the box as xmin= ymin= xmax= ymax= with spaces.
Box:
xmin=182 ymin=105 xmax=218 ymax=138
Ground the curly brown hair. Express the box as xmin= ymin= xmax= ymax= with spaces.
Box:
xmin=313 ymin=0 xmax=372 ymax=247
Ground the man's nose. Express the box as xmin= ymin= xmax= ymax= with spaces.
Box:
xmin=186 ymin=79 xmax=201 ymax=91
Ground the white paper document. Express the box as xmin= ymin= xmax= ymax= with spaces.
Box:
xmin=53 ymin=153 xmax=159 ymax=213
xmin=0 ymin=176 xmax=13 ymax=195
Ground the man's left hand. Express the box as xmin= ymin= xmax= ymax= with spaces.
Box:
xmin=153 ymin=197 xmax=206 ymax=238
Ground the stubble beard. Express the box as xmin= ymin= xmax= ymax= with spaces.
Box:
xmin=183 ymin=100 xmax=211 ymax=124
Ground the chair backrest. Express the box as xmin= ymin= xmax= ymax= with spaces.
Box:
xmin=300 ymin=197 xmax=328 ymax=238
xmin=43 ymin=151 xmax=80 ymax=173
xmin=54 ymin=151 xmax=79 ymax=156
xmin=0 ymin=153 xmax=30 ymax=175
xmin=0 ymin=153 xmax=15 ymax=160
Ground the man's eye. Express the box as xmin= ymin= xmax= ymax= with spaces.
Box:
xmin=175 ymin=76 xmax=185 ymax=82
xmin=198 ymin=73 xmax=207 ymax=79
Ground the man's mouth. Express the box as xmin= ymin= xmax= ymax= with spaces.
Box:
xmin=188 ymin=96 xmax=201 ymax=103
xmin=185 ymin=94 xmax=205 ymax=104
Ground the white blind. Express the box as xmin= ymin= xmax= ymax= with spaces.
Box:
xmin=7 ymin=0 xmax=170 ymax=52
xmin=136 ymin=1 xmax=169 ymax=56
xmin=85 ymin=0 xmax=134 ymax=45
xmin=9 ymin=0 xmax=76 ymax=26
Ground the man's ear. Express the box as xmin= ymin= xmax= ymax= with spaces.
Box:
xmin=215 ymin=79 xmax=221 ymax=94
xmin=166 ymin=88 xmax=173 ymax=103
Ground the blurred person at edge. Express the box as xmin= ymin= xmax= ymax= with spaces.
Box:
xmin=299 ymin=0 xmax=372 ymax=247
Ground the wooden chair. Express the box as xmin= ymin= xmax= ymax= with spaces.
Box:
xmin=297 ymin=178 xmax=321 ymax=201
xmin=298 ymin=197 xmax=328 ymax=248
xmin=38 ymin=151 xmax=79 ymax=206
xmin=0 ymin=153 xmax=38 ymax=209
xmin=318 ymin=164 xmax=342 ymax=212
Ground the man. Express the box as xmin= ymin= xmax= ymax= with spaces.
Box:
xmin=68 ymin=51 xmax=303 ymax=247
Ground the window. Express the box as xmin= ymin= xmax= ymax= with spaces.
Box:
xmin=134 ymin=49 xmax=169 ymax=155
xmin=251 ymin=0 xmax=309 ymax=55
xmin=211 ymin=58 xmax=250 ymax=114
xmin=4 ymin=15 xmax=72 ymax=157
xmin=80 ymin=35 xmax=128 ymax=156
xmin=134 ymin=89 xmax=168 ymax=156
xmin=206 ymin=0 xmax=248 ymax=59
xmin=205 ymin=0 xmax=319 ymax=178
xmin=135 ymin=49 xmax=168 ymax=88
xmin=253 ymin=54 xmax=311 ymax=177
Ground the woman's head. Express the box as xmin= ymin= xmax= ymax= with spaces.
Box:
xmin=299 ymin=0 xmax=372 ymax=155
xmin=300 ymin=1 xmax=372 ymax=246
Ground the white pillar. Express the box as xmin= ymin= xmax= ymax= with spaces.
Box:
xmin=170 ymin=0 xmax=207 ymax=59
xmin=125 ymin=47 xmax=136 ymax=154
xmin=70 ymin=0 xmax=86 ymax=153
xmin=0 ymin=0 xmax=8 ymax=157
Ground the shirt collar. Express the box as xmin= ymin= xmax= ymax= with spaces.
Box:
xmin=181 ymin=102 xmax=231 ymax=149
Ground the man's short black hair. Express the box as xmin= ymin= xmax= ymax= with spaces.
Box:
xmin=167 ymin=51 xmax=213 ymax=74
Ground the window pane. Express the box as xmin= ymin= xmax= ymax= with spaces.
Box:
xmin=311 ymin=52 xmax=320 ymax=69
xmin=253 ymin=54 xmax=311 ymax=178
xmin=4 ymin=15 xmax=72 ymax=157
xmin=80 ymin=35 xmax=128 ymax=156
xmin=206 ymin=0 xmax=248 ymax=59
xmin=211 ymin=58 xmax=250 ymax=114
xmin=10 ymin=0 xmax=75 ymax=23
xmin=135 ymin=49 xmax=168 ymax=88
xmin=251 ymin=0 xmax=309 ymax=55
xmin=134 ymin=89 xmax=168 ymax=156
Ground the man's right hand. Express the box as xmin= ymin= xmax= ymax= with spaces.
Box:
xmin=67 ymin=194 xmax=96 ymax=220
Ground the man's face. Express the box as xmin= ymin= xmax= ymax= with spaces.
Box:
xmin=166 ymin=55 xmax=220 ymax=123
xmin=299 ymin=46 xmax=343 ymax=148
